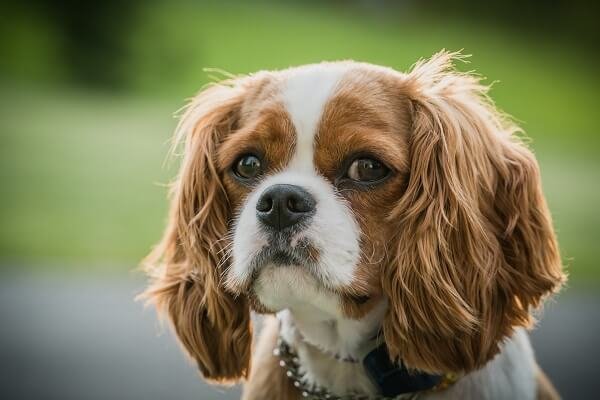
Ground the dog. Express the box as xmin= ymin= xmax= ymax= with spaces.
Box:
xmin=142 ymin=51 xmax=565 ymax=399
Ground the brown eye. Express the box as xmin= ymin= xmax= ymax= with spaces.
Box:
xmin=347 ymin=157 xmax=389 ymax=182
xmin=234 ymin=154 xmax=262 ymax=179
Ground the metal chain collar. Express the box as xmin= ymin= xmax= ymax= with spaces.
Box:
xmin=273 ymin=336 xmax=422 ymax=400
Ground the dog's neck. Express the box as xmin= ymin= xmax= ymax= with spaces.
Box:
xmin=275 ymin=299 xmax=388 ymax=397
xmin=278 ymin=299 xmax=387 ymax=361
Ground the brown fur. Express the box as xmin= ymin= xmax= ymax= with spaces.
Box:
xmin=380 ymin=52 xmax=565 ymax=373
xmin=141 ymin=79 xmax=256 ymax=383
xmin=242 ymin=317 xmax=300 ymax=400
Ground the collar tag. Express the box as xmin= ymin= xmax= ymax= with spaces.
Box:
xmin=363 ymin=344 xmax=443 ymax=397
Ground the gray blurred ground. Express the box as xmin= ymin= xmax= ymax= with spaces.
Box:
xmin=0 ymin=273 xmax=598 ymax=399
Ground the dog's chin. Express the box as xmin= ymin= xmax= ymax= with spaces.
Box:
xmin=248 ymin=263 xmax=341 ymax=316
xmin=247 ymin=263 xmax=375 ymax=316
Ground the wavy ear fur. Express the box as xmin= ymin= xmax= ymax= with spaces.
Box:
xmin=142 ymin=80 xmax=252 ymax=383
xmin=382 ymin=51 xmax=565 ymax=373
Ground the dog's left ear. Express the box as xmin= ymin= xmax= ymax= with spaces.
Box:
xmin=141 ymin=79 xmax=253 ymax=383
xmin=382 ymin=51 xmax=565 ymax=373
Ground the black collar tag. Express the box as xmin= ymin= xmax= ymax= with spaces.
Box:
xmin=363 ymin=344 xmax=443 ymax=397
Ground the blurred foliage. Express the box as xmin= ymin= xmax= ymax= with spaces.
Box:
xmin=0 ymin=0 xmax=140 ymax=88
xmin=0 ymin=1 xmax=598 ymax=283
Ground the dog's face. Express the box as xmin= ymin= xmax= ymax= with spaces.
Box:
xmin=143 ymin=52 xmax=564 ymax=383
xmin=222 ymin=63 xmax=410 ymax=318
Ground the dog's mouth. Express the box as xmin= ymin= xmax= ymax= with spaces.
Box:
xmin=248 ymin=233 xmax=320 ymax=272
xmin=244 ymin=234 xmax=323 ymax=293
xmin=245 ymin=246 xmax=319 ymax=293
xmin=238 ymin=233 xmax=374 ymax=314
xmin=260 ymin=244 xmax=306 ymax=265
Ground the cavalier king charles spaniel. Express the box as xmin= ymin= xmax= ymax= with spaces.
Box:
xmin=142 ymin=51 xmax=565 ymax=399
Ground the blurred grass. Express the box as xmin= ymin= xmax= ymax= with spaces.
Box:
xmin=0 ymin=88 xmax=175 ymax=269
xmin=0 ymin=1 xmax=598 ymax=281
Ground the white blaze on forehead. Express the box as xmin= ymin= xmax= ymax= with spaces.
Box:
xmin=282 ymin=64 xmax=348 ymax=171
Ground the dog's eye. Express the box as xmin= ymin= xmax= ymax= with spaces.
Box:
xmin=234 ymin=154 xmax=263 ymax=179
xmin=347 ymin=157 xmax=389 ymax=182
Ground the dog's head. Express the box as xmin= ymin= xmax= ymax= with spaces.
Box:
xmin=142 ymin=51 xmax=564 ymax=383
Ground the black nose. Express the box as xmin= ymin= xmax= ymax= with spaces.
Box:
xmin=256 ymin=184 xmax=316 ymax=231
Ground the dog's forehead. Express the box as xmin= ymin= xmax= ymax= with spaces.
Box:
xmin=280 ymin=63 xmax=351 ymax=171
xmin=277 ymin=63 xmax=401 ymax=169
xmin=233 ymin=62 xmax=407 ymax=177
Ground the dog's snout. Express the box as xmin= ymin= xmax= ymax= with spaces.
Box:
xmin=256 ymin=184 xmax=315 ymax=231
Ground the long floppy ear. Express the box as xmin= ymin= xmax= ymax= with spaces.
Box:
xmin=382 ymin=51 xmax=565 ymax=373
xmin=141 ymin=80 xmax=252 ymax=383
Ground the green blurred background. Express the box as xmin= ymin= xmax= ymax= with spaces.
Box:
xmin=1 ymin=0 xmax=598 ymax=283
xmin=1 ymin=1 xmax=599 ymax=399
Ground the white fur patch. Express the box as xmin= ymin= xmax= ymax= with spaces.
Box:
xmin=282 ymin=63 xmax=348 ymax=171
xmin=425 ymin=328 xmax=537 ymax=400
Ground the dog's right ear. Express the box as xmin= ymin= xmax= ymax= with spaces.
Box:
xmin=141 ymin=79 xmax=252 ymax=383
